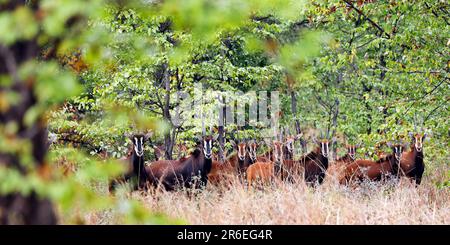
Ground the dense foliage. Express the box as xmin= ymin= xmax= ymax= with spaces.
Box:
xmin=0 ymin=0 xmax=448 ymax=224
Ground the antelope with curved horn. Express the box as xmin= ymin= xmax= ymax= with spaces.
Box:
xmin=326 ymin=139 xmax=360 ymax=184
xmin=209 ymin=129 xmax=241 ymax=186
xmin=280 ymin=132 xmax=305 ymax=182
xmin=109 ymin=131 xmax=153 ymax=192
xmin=400 ymin=115 xmax=429 ymax=185
xmin=143 ymin=114 xmax=215 ymax=191
xmin=299 ymin=131 xmax=331 ymax=186
xmin=225 ymin=128 xmax=253 ymax=176
xmin=247 ymin=139 xmax=271 ymax=164
xmin=246 ymin=140 xmax=284 ymax=186
xmin=343 ymin=141 xmax=405 ymax=184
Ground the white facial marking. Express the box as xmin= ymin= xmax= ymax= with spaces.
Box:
xmin=415 ymin=136 xmax=423 ymax=152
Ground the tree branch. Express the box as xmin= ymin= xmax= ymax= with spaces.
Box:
xmin=343 ymin=0 xmax=391 ymax=39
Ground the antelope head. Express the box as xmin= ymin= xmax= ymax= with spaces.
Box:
xmin=346 ymin=144 xmax=358 ymax=160
xmin=313 ymin=133 xmax=331 ymax=158
xmin=387 ymin=141 xmax=404 ymax=162
xmin=247 ymin=140 xmax=258 ymax=162
xmin=284 ymin=135 xmax=296 ymax=154
xmin=320 ymin=139 xmax=330 ymax=158
xmin=202 ymin=135 xmax=213 ymax=160
xmin=231 ymin=139 xmax=247 ymax=161
xmin=409 ymin=132 xmax=429 ymax=153
xmin=272 ymin=140 xmax=283 ymax=163
xmin=126 ymin=131 xmax=152 ymax=157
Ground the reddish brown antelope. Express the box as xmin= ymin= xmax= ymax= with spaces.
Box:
xmin=246 ymin=140 xmax=284 ymax=186
xmin=109 ymin=132 xmax=153 ymax=192
xmin=207 ymin=160 xmax=235 ymax=186
xmin=280 ymin=133 xmax=304 ymax=182
xmin=343 ymin=142 xmax=405 ymax=184
xmin=226 ymin=140 xmax=253 ymax=176
xmin=326 ymin=144 xmax=359 ymax=184
xmin=401 ymin=132 xmax=428 ymax=185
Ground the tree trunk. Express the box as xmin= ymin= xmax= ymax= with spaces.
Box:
xmin=218 ymin=95 xmax=225 ymax=162
xmin=330 ymin=99 xmax=340 ymax=157
xmin=291 ymin=91 xmax=307 ymax=153
xmin=162 ymin=62 xmax=174 ymax=160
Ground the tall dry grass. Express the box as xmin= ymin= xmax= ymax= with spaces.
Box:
xmin=85 ymin=163 xmax=449 ymax=225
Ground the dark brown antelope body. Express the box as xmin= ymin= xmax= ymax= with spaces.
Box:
xmin=146 ymin=136 xmax=213 ymax=191
xmin=300 ymin=140 xmax=330 ymax=186
xmin=109 ymin=133 xmax=152 ymax=192
xmin=343 ymin=144 xmax=404 ymax=184
xmin=400 ymin=133 xmax=426 ymax=185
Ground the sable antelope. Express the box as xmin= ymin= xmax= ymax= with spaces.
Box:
xmin=283 ymin=134 xmax=296 ymax=160
xmin=326 ymin=144 xmax=359 ymax=184
xmin=207 ymin=160 xmax=235 ymax=186
xmin=280 ymin=133 xmax=304 ymax=182
xmin=145 ymin=134 xmax=214 ymax=191
xmin=153 ymin=144 xmax=165 ymax=160
xmin=343 ymin=142 xmax=405 ymax=184
xmin=247 ymin=140 xmax=271 ymax=163
xmin=400 ymin=132 xmax=428 ymax=185
xmin=299 ymin=138 xmax=331 ymax=186
xmin=246 ymin=140 xmax=284 ymax=186
xmin=152 ymin=142 xmax=188 ymax=161
xmin=226 ymin=140 xmax=253 ymax=176
xmin=109 ymin=132 xmax=152 ymax=192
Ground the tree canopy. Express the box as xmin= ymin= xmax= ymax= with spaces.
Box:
xmin=0 ymin=0 xmax=448 ymax=224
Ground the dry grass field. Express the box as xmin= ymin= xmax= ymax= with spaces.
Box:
xmin=84 ymin=162 xmax=449 ymax=225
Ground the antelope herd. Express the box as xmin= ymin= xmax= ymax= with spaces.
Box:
xmin=109 ymin=127 xmax=429 ymax=194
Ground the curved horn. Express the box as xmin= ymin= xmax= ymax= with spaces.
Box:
xmin=124 ymin=132 xmax=132 ymax=140
xmin=201 ymin=111 xmax=206 ymax=137
xmin=413 ymin=113 xmax=417 ymax=132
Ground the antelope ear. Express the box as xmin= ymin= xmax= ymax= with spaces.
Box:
xmin=356 ymin=143 xmax=362 ymax=148
xmin=331 ymin=137 xmax=337 ymax=143
xmin=408 ymin=132 xmax=414 ymax=139
xmin=124 ymin=132 xmax=133 ymax=141
xmin=144 ymin=131 xmax=153 ymax=141
xmin=423 ymin=132 xmax=429 ymax=141
xmin=230 ymin=140 xmax=237 ymax=147
xmin=386 ymin=141 xmax=392 ymax=147
xmin=312 ymin=137 xmax=318 ymax=144
xmin=213 ymin=134 xmax=219 ymax=141
xmin=196 ymin=134 xmax=203 ymax=143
